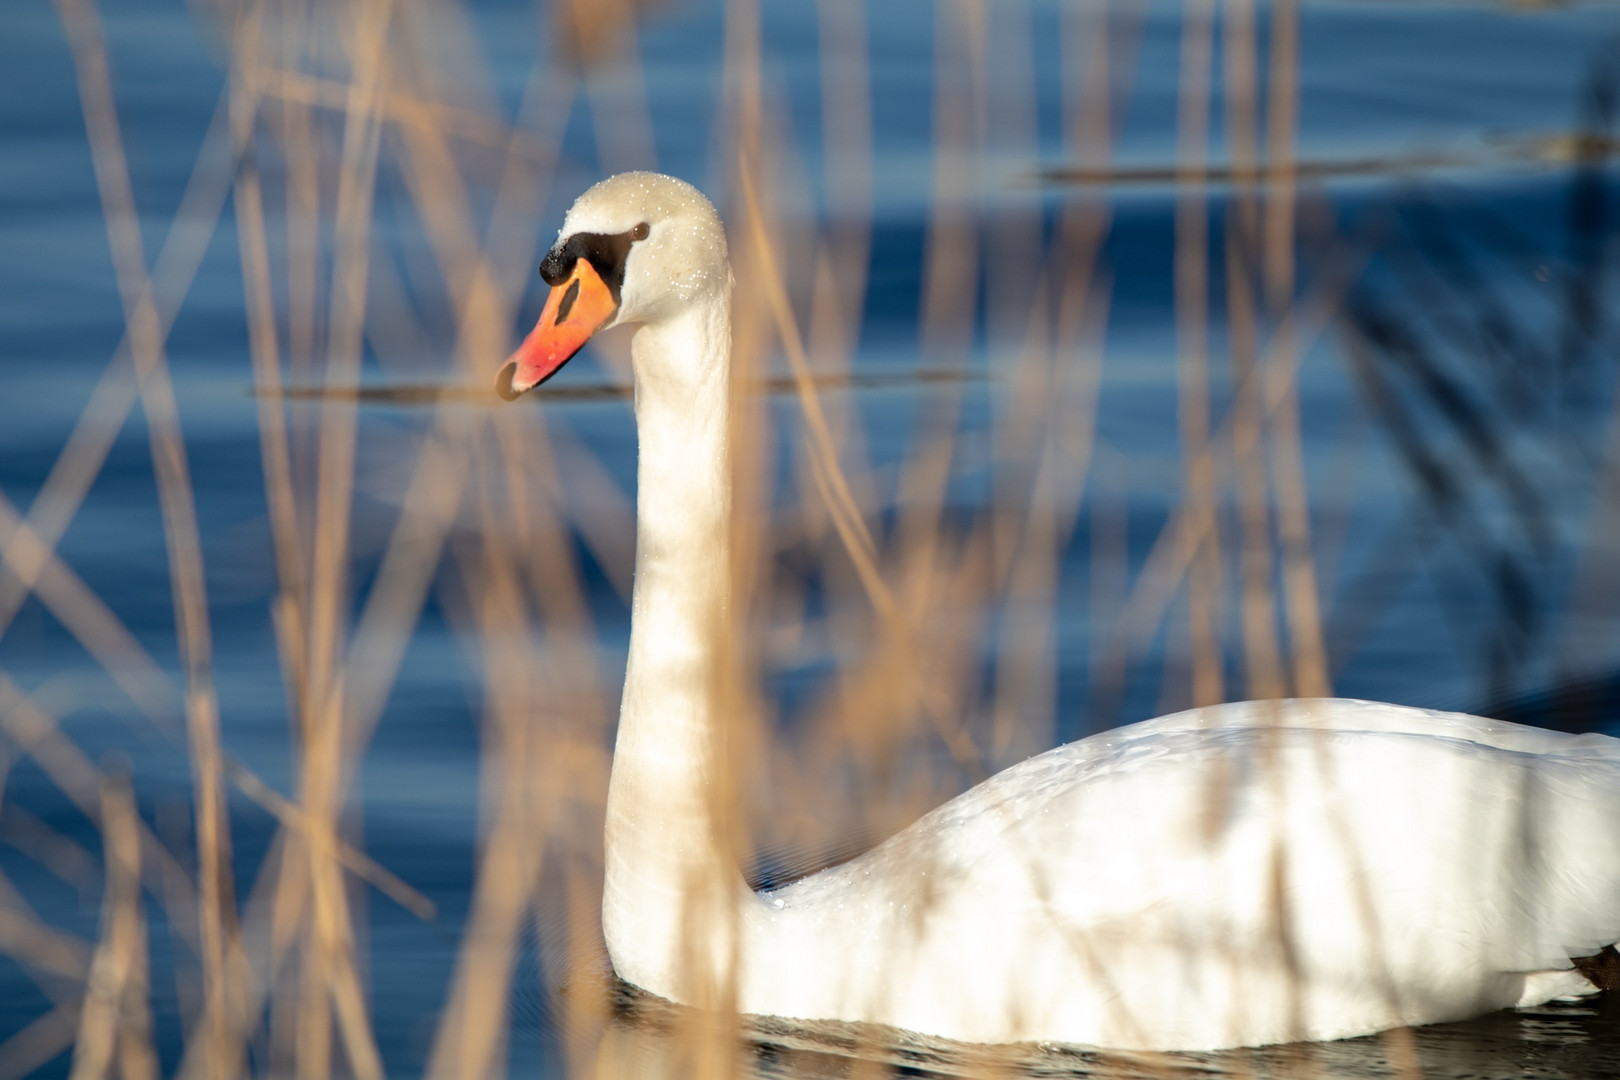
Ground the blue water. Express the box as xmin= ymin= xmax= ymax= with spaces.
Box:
xmin=3 ymin=0 xmax=1620 ymax=1076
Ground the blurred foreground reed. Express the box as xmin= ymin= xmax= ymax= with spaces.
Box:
xmin=3 ymin=0 xmax=1618 ymax=1076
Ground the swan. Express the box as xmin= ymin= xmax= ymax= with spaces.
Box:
xmin=495 ymin=171 xmax=1620 ymax=1052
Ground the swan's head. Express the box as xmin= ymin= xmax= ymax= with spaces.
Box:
xmin=496 ymin=172 xmax=729 ymax=399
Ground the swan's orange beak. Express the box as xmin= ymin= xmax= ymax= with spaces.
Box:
xmin=495 ymin=258 xmax=617 ymax=400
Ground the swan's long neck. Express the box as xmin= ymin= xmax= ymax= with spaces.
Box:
xmin=602 ymin=288 xmax=748 ymax=1004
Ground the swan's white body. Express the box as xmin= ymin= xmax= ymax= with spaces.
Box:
xmin=510 ymin=173 xmax=1620 ymax=1052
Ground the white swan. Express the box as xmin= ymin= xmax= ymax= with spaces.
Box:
xmin=496 ymin=171 xmax=1620 ymax=1052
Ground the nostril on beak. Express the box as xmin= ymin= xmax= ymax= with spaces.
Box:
xmin=555 ymin=279 xmax=582 ymax=325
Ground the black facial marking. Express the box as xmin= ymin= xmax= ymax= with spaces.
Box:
xmin=539 ymin=222 xmax=649 ymax=303
xmin=555 ymin=278 xmax=581 ymax=324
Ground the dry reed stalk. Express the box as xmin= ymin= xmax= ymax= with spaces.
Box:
xmin=0 ymin=493 xmax=179 ymax=725
xmin=423 ymin=516 xmax=545 ymax=1080
xmin=54 ymin=0 xmax=243 ymax=1072
xmin=984 ymin=280 xmax=1064 ymax=760
xmin=221 ymin=52 xmax=335 ymax=1063
xmin=0 ymin=854 xmax=98 ymax=1072
xmin=116 ymin=780 xmax=162 ymax=1080
xmin=0 ymin=673 xmax=201 ymax=946
xmin=721 ymin=0 xmax=785 ymax=907
xmin=278 ymin=0 xmax=323 ymax=413
xmin=69 ymin=772 xmax=157 ymax=1080
xmin=232 ymin=4 xmax=313 ymax=745
xmin=488 ymin=409 xmax=603 ymax=711
xmin=0 ymin=805 xmax=100 ymax=898
xmin=1095 ymin=244 xmax=1367 ymax=715
xmin=0 ymin=672 xmax=247 ymax=1064
xmin=0 ymin=1002 xmax=83 ymax=1080
xmin=223 ymin=829 xmax=300 ymax=1066
xmin=346 ymin=79 xmax=493 ymax=736
xmin=811 ymin=0 xmax=874 ymax=372
xmin=225 ymin=760 xmax=433 ymax=919
xmin=1262 ymin=0 xmax=1299 ymax=309
xmin=1174 ymin=0 xmax=1226 ymax=710
xmin=982 ymin=2 xmax=1041 ymax=358
xmin=1221 ymin=0 xmax=1286 ymax=704
xmin=763 ymin=0 xmax=957 ymax=857
xmin=980 ymin=2 xmax=1056 ymax=762
xmin=0 ymin=360 xmax=138 ymax=644
xmin=0 ymin=873 xmax=93 ymax=984
xmin=773 ymin=1 xmax=879 ymax=725
xmin=583 ymin=13 xmax=657 ymax=174
xmin=990 ymin=291 xmax=1109 ymax=740
xmin=337 ymin=147 xmax=569 ymax=776
xmin=987 ymin=0 xmax=1116 ymax=765
xmin=228 ymin=56 xmax=339 ymax=1055
xmin=277 ymin=0 xmax=394 ymax=1073
xmin=1219 ymin=5 xmax=1305 ymax=1051
xmin=737 ymin=166 xmax=893 ymax=621
xmin=896 ymin=0 xmax=980 ymax=548
xmin=0 ymin=82 xmax=240 ymax=652
xmin=387 ymin=35 xmax=602 ymax=1080
xmin=299 ymin=0 xmax=390 ymax=752
xmin=550 ymin=841 xmax=613 ymax=1077
xmin=261 ymin=66 xmax=546 ymax=156
xmin=393 ymin=58 xmax=582 ymax=1076
xmin=380 ymin=7 xmax=581 ymax=685
xmin=849 ymin=0 xmax=986 ymax=783
xmin=1549 ymin=102 xmax=1620 ymax=678
xmin=358 ymin=21 xmax=622 ymax=1080
xmin=723 ymin=0 xmax=778 ymax=779
xmin=325 ymin=8 xmax=610 ymax=1078
xmin=264 ymin=835 xmax=313 ymax=1074
xmin=1088 ymin=461 xmax=1131 ymax=706
xmin=1262 ymin=0 xmax=1331 ymax=702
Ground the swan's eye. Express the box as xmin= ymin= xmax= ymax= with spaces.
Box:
xmin=631 ymin=222 xmax=650 ymax=241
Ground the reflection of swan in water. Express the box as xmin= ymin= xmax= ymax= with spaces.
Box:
xmin=577 ymin=978 xmax=1620 ymax=1078
xmin=496 ymin=171 xmax=1620 ymax=1052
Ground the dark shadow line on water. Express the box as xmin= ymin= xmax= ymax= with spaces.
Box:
xmin=1032 ymin=132 xmax=1620 ymax=190
xmin=250 ymin=369 xmax=985 ymax=407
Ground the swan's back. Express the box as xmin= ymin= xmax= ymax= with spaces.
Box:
xmin=742 ymin=699 xmax=1620 ymax=1050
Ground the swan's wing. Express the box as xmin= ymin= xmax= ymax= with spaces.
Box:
xmin=966 ymin=717 xmax=1620 ymax=972
xmin=758 ymin=703 xmax=1620 ymax=1047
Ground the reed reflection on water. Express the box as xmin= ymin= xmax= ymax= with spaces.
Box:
xmin=1 ymin=0 xmax=1619 ymax=1076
